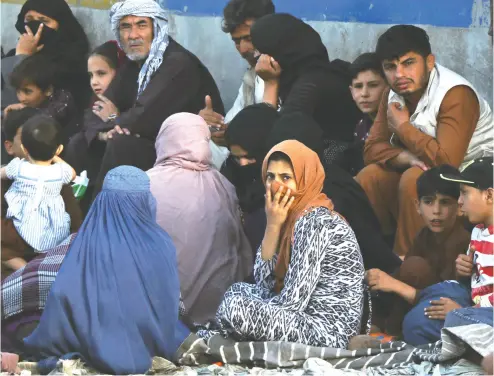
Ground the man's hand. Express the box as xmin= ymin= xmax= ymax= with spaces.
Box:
xmin=456 ymin=253 xmax=474 ymax=278
xmin=390 ymin=151 xmax=429 ymax=171
xmin=255 ymin=54 xmax=282 ymax=83
xmin=387 ymin=102 xmax=410 ymax=134
xmin=211 ymin=128 xmax=228 ymax=147
xmin=366 ymin=269 xmax=397 ymax=293
xmin=409 ymin=155 xmax=429 ymax=171
xmin=3 ymin=103 xmax=26 ymax=117
xmin=16 ymin=24 xmax=44 ymax=56
xmin=107 ymin=125 xmax=140 ymax=140
xmin=92 ymin=94 xmax=120 ymax=122
xmin=425 ymin=297 xmax=461 ymax=320
xmin=199 ymin=95 xmax=224 ymax=128
xmin=199 ymin=96 xmax=227 ymax=146
xmin=97 ymin=132 xmax=108 ymax=142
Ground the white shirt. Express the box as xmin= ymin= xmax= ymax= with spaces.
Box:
xmin=224 ymin=74 xmax=265 ymax=124
xmin=210 ymin=69 xmax=265 ymax=170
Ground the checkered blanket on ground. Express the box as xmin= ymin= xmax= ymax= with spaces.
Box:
xmin=2 ymin=234 xmax=76 ymax=320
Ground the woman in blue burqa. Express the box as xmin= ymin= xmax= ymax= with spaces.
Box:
xmin=23 ymin=166 xmax=190 ymax=374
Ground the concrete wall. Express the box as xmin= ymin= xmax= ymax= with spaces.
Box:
xmin=2 ymin=0 xmax=492 ymax=110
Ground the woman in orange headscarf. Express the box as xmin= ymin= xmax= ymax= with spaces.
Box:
xmin=198 ymin=140 xmax=365 ymax=348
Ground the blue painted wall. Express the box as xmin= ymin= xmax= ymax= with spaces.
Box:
xmin=163 ymin=0 xmax=489 ymax=28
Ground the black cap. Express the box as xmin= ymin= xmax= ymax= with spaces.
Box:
xmin=440 ymin=157 xmax=493 ymax=190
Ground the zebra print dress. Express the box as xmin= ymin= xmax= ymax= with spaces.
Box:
xmin=198 ymin=207 xmax=365 ymax=349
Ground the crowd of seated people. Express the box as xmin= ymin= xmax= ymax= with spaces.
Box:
xmin=0 ymin=0 xmax=493 ymax=373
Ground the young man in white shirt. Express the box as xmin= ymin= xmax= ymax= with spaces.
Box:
xmin=199 ymin=0 xmax=274 ymax=168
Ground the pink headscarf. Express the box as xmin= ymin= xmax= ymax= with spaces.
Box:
xmin=147 ymin=113 xmax=253 ymax=323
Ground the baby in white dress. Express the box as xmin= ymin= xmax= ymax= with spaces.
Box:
xmin=1 ymin=115 xmax=76 ymax=263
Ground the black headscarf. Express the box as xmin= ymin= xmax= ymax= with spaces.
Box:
xmin=250 ymin=13 xmax=329 ymax=99
xmin=223 ymin=103 xmax=279 ymax=212
xmin=268 ymin=112 xmax=325 ymax=157
xmin=15 ymin=0 xmax=90 ymax=110
xmin=226 ymin=103 xmax=280 ymax=162
xmin=251 ymin=14 xmax=362 ymax=143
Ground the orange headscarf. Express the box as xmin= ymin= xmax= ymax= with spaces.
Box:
xmin=261 ymin=140 xmax=334 ymax=293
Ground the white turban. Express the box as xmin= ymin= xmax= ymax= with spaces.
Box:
xmin=110 ymin=0 xmax=169 ymax=97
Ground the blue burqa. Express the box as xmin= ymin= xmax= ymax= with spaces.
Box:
xmin=24 ymin=166 xmax=186 ymax=374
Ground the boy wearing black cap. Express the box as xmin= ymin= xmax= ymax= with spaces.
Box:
xmin=401 ymin=158 xmax=493 ymax=345
xmin=441 ymin=157 xmax=494 ymax=308
xmin=441 ymin=157 xmax=493 ymax=369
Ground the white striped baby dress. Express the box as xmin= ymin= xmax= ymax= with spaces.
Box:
xmin=4 ymin=158 xmax=72 ymax=251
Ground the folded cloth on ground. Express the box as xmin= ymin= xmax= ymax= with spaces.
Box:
xmin=14 ymin=324 xmax=491 ymax=375
xmin=177 ymin=323 xmax=493 ymax=372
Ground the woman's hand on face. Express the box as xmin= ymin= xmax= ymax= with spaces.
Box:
xmin=3 ymin=103 xmax=26 ymax=117
xmin=16 ymin=24 xmax=44 ymax=56
xmin=255 ymin=54 xmax=282 ymax=83
xmin=265 ymin=183 xmax=294 ymax=228
xmin=92 ymin=94 xmax=120 ymax=122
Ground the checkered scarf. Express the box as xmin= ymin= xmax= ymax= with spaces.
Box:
xmin=2 ymin=234 xmax=76 ymax=320
xmin=110 ymin=0 xmax=169 ymax=98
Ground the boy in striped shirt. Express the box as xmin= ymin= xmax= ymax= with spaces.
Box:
xmin=402 ymin=157 xmax=493 ymax=345
xmin=440 ymin=157 xmax=493 ymax=321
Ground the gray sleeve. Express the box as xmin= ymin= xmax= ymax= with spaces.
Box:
xmin=1 ymin=54 xmax=27 ymax=109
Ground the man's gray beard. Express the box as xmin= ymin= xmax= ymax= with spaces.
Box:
xmin=122 ymin=43 xmax=149 ymax=61
xmin=126 ymin=51 xmax=149 ymax=61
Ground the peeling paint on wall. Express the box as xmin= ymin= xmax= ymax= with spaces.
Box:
xmin=471 ymin=0 xmax=491 ymax=27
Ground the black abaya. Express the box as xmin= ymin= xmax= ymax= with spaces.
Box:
xmin=250 ymin=14 xmax=361 ymax=143
xmin=5 ymin=0 xmax=91 ymax=111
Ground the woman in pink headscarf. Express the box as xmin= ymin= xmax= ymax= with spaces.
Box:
xmin=147 ymin=113 xmax=253 ymax=324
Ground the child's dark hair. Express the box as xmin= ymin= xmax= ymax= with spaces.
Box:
xmin=222 ymin=0 xmax=275 ymax=34
xmin=3 ymin=107 xmax=40 ymax=141
xmin=90 ymin=41 xmax=120 ymax=70
xmin=10 ymin=54 xmax=56 ymax=91
xmin=416 ymin=165 xmax=460 ymax=200
xmin=350 ymin=52 xmax=385 ymax=81
xmin=21 ymin=115 xmax=63 ymax=161
xmin=376 ymin=25 xmax=431 ymax=62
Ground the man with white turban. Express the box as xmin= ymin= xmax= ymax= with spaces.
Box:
xmin=79 ymin=0 xmax=224 ymax=199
